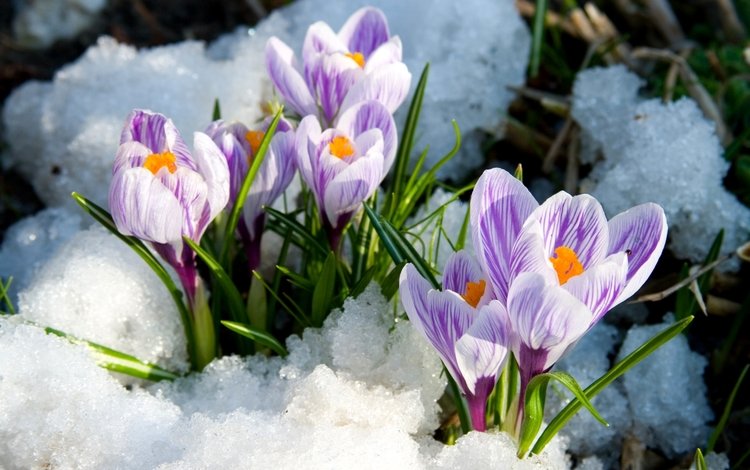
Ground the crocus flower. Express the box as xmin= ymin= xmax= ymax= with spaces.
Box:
xmin=296 ymin=99 xmax=397 ymax=249
xmin=205 ymin=117 xmax=297 ymax=271
xmin=109 ymin=109 xmax=229 ymax=369
xmin=470 ymin=168 xmax=667 ymax=401
xmin=400 ymin=250 xmax=509 ymax=431
xmin=266 ymin=6 xmax=411 ymax=125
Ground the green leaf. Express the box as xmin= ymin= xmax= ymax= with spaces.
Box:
xmin=212 ymin=98 xmax=221 ymax=120
xmin=518 ymin=371 xmax=607 ymax=458
xmin=694 ymin=448 xmax=708 ymax=470
xmin=380 ymin=261 xmax=407 ymax=301
xmin=252 ymin=270 xmax=312 ymax=327
xmin=0 ymin=276 xmax=16 ymax=315
xmin=221 ymin=320 xmax=288 ymax=357
xmin=311 ymin=251 xmax=337 ymax=326
xmin=184 ymin=237 xmax=246 ymax=325
xmin=265 ymin=206 xmax=328 ymax=257
xmin=675 ymin=230 xmax=723 ymax=320
xmin=390 ymin=63 xmax=429 ymax=203
xmin=363 ymin=204 xmax=439 ymax=289
xmin=707 ymin=363 xmax=748 ymax=452
xmin=529 ymin=0 xmax=548 ymax=77
xmin=446 ymin=367 xmax=472 ymax=435
xmin=531 ymin=316 xmax=694 ymax=454
xmin=45 ymin=326 xmax=180 ymax=381
xmin=71 ymin=192 xmax=196 ymax=369
xmin=220 ymin=107 xmax=284 ymax=267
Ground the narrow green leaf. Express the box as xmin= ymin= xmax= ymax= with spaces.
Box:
xmin=514 ymin=163 xmax=524 ymax=182
xmin=349 ymin=266 xmax=376 ymax=298
xmin=266 ymin=206 xmax=328 ymax=257
xmin=220 ymin=107 xmax=284 ymax=266
xmin=380 ymin=261 xmax=407 ymax=301
xmin=252 ymin=270 xmax=312 ymax=327
xmin=184 ymin=237 xmax=246 ymax=325
xmin=532 ymin=316 xmax=694 ymax=454
xmin=707 ymin=363 xmax=748 ymax=452
xmin=363 ymin=204 xmax=439 ymax=289
xmin=275 ymin=265 xmax=316 ymax=291
xmin=71 ymin=192 xmax=196 ymax=369
xmin=529 ymin=0 xmax=548 ymax=77
xmin=0 ymin=276 xmax=16 ymax=315
xmin=518 ymin=371 xmax=607 ymax=457
xmin=221 ymin=320 xmax=288 ymax=357
xmin=45 ymin=326 xmax=180 ymax=381
xmin=694 ymin=448 xmax=708 ymax=470
xmin=455 ymin=204 xmax=471 ymax=251
xmin=311 ymin=251 xmax=337 ymax=326
xmin=212 ymin=98 xmax=222 ymax=120
xmin=446 ymin=368 xmax=472 ymax=435
xmin=390 ymin=63 xmax=430 ymax=203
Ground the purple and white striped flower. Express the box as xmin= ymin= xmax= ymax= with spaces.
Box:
xmin=470 ymin=168 xmax=667 ymax=393
xmin=400 ymin=251 xmax=509 ymax=432
xmin=296 ymin=99 xmax=397 ymax=248
xmin=109 ymin=109 xmax=230 ymax=303
xmin=266 ymin=7 xmax=411 ymax=125
xmin=205 ymin=117 xmax=297 ymax=270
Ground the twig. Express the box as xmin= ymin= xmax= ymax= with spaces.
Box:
xmin=714 ymin=0 xmax=747 ymax=43
xmin=643 ymin=0 xmax=685 ymax=46
xmin=542 ymin=117 xmax=574 ymax=173
xmin=564 ymin=126 xmax=580 ymax=193
xmin=634 ymin=255 xmax=731 ymax=303
xmin=663 ymin=48 xmax=692 ymax=102
xmin=245 ymin=0 xmax=267 ymax=20
xmin=631 ymin=47 xmax=732 ymax=145
xmin=506 ymin=85 xmax=570 ymax=117
xmin=515 ymin=0 xmax=578 ymax=37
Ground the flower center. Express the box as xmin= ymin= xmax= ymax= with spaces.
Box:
xmin=143 ymin=151 xmax=177 ymax=174
xmin=245 ymin=130 xmax=265 ymax=156
xmin=329 ymin=135 xmax=356 ymax=159
xmin=549 ymin=246 xmax=584 ymax=284
xmin=461 ymin=280 xmax=486 ymax=308
xmin=345 ymin=51 xmax=365 ymax=68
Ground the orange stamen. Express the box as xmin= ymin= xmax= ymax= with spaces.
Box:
xmin=245 ymin=130 xmax=265 ymax=156
xmin=461 ymin=280 xmax=486 ymax=308
xmin=143 ymin=151 xmax=177 ymax=175
xmin=329 ymin=135 xmax=356 ymax=159
xmin=549 ymin=246 xmax=584 ymax=284
xmin=346 ymin=52 xmax=365 ymax=68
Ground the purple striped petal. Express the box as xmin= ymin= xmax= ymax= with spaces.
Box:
xmin=353 ymin=128 xmax=385 ymax=158
xmin=338 ymin=7 xmax=390 ymax=58
xmin=192 ymin=132 xmax=230 ymax=224
xmin=608 ymin=203 xmax=668 ymax=304
xmin=455 ymin=300 xmax=509 ymax=395
xmin=507 ymin=272 xmax=593 ymax=372
xmin=532 ymin=192 xmax=609 ymax=268
xmin=335 ymin=100 xmax=397 ymax=170
xmin=322 ymin=149 xmax=384 ymax=227
xmin=470 ymin=168 xmax=539 ymax=305
xmin=339 ymin=62 xmax=412 ymax=116
xmin=109 ymin=167 xmax=184 ymax=244
xmin=509 ymin=218 xmax=559 ymax=287
xmin=305 ymin=53 xmax=361 ymax=124
xmin=121 ymin=109 xmax=195 ymax=171
xmin=113 ymin=141 xmax=151 ymax=174
xmin=295 ymin=115 xmax=322 ymax=192
xmin=302 ymin=21 xmax=346 ymax=62
xmin=399 ymin=263 xmax=473 ymax=391
xmin=442 ymin=250 xmax=491 ymax=304
xmin=364 ymin=36 xmax=403 ymax=71
xmin=157 ymin=168 xmax=209 ymax=241
xmin=266 ymin=37 xmax=317 ymax=117
xmin=562 ymin=252 xmax=628 ymax=324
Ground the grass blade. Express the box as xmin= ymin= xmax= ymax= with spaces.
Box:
xmin=0 ymin=276 xmax=16 ymax=315
xmin=266 ymin=206 xmax=328 ymax=257
xmin=72 ymin=192 xmax=195 ymax=369
xmin=707 ymin=363 xmax=748 ymax=452
xmin=694 ymin=448 xmax=708 ymax=470
xmin=220 ymin=107 xmax=284 ymax=266
xmin=532 ymin=315 xmax=694 ymax=454
xmin=221 ymin=320 xmax=288 ymax=357
xmin=45 ymin=326 xmax=180 ymax=381
xmin=529 ymin=0 xmax=548 ymax=77
xmin=311 ymin=251 xmax=337 ymax=326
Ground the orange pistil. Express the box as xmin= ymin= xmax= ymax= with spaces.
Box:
xmin=549 ymin=246 xmax=585 ymax=284
xmin=461 ymin=280 xmax=486 ymax=308
xmin=245 ymin=130 xmax=265 ymax=156
xmin=143 ymin=151 xmax=177 ymax=175
xmin=346 ymin=51 xmax=365 ymax=68
xmin=329 ymin=135 xmax=356 ymax=159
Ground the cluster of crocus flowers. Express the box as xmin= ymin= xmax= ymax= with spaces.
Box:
xmin=205 ymin=116 xmax=297 ymax=271
xmin=400 ymin=168 xmax=668 ymax=432
xmin=109 ymin=109 xmax=230 ymax=368
xmin=266 ymin=6 xmax=410 ymax=126
xmin=266 ymin=7 xmax=409 ymax=248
